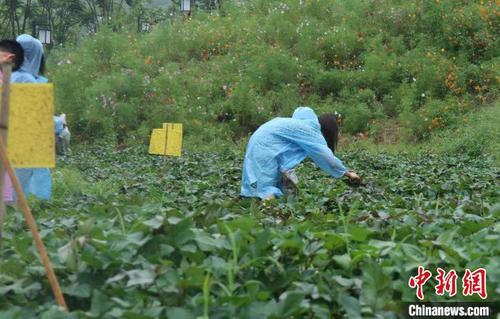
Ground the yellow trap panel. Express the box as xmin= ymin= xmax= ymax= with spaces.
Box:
xmin=149 ymin=123 xmax=183 ymax=157
xmin=0 ymin=84 xmax=55 ymax=168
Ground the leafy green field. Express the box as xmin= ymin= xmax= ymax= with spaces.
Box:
xmin=0 ymin=145 xmax=498 ymax=318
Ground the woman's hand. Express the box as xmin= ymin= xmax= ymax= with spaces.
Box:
xmin=344 ymin=170 xmax=361 ymax=181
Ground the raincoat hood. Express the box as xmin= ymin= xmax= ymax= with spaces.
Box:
xmin=292 ymin=106 xmax=320 ymax=127
xmin=16 ymin=34 xmax=43 ymax=77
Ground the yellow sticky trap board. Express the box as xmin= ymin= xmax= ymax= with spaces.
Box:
xmin=0 ymin=84 xmax=55 ymax=168
xmin=148 ymin=123 xmax=183 ymax=157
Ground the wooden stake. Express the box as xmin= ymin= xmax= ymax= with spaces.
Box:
xmin=162 ymin=126 xmax=169 ymax=176
xmin=0 ymin=136 xmax=68 ymax=311
xmin=0 ymin=62 xmax=12 ymax=251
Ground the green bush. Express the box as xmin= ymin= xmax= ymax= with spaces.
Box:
xmin=360 ymin=51 xmax=401 ymax=97
xmin=249 ymin=51 xmax=299 ymax=93
xmin=337 ymin=102 xmax=372 ymax=134
xmin=315 ymin=70 xmax=343 ymax=97
xmin=418 ymin=1 xmax=498 ymax=62
xmin=222 ymin=84 xmax=269 ymax=135
xmin=427 ymin=102 xmax=500 ymax=162
xmin=399 ymin=97 xmax=470 ymax=142
xmin=320 ymin=26 xmax=364 ymax=69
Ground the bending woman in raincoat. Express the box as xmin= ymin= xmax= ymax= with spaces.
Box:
xmin=241 ymin=107 xmax=360 ymax=200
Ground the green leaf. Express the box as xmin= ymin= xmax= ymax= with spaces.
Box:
xmin=90 ymin=290 xmax=111 ymax=316
xmin=126 ymin=269 xmax=155 ymax=287
xmin=106 ymin=272 xmax=127 ymax=285
xmin=311 ymin=304 xmax=331 ymax=319
xmin=142 ymin=215 xmax=165 ymax=229
xmin=349 ymin=226 xmax=373 ymax=242
xmin=125 ymin=232 xmax=151 ymax=247
xmin=361 ymin=261 xmax=392 ymax=310
xmin=332 ymin=254 xmax=351 ymax=270
xmin=321 ymin=233 xmax=346 ymax=250
xmin=166 ymin=307 xmax=195 ymax=319
xmin=332 ymin=275 xmax=354 ymax=288
xmin=338 ymin=292 xmax=362 ymax=319
xmin=172 ymin=218 xmax=195 ymax=246
xmin=491 ymin=203 xmax=500 ymax=218
xmin=277 ymin=291 xmax=305 ymax=317
xmin=193 ymin=229 xmax=227 ymax=251
xmin=62 ymin=281 xmax=91 ymax=298
xmin=0 ymin=280 xmax=41 ymax=295
xmin=245 ymin=301 xmax=279 ymax=319
xmin=459 ymin=220 xmax=494 ymax=236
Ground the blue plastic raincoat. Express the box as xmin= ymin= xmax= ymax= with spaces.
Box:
xmin=241 ymin=107 xmax=347 ymax=199
xmin=12 ymin=35 xmax=52 ymax=200
xmin=12 ymin=34 xmax=43 ymax=83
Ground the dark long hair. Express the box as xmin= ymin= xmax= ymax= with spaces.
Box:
xmin=39 ymin=54 xmax=45 ymax=75
xmin=0 ymin=39 xmax=24 ymax=71
xmin=318 ymin=114 xmax=339 ymax=153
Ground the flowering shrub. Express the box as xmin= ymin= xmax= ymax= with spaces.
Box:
xmin=49 ymin=0 xmax=498 ymax=143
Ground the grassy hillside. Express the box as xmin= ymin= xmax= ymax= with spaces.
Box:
xmin=345 ymin=101 xmax=500 ymax=164
xmin=48 ymin=0 xmax=499 ymax=149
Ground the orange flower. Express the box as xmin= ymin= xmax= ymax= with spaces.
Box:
xmin=429 ymin=117 xmax=443 ymax=130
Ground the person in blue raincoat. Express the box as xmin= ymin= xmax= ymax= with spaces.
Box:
xmin=241 ymin=107 xmax=360 ymax=200
xmin=12 ymin=34 xmax=52 ymax=200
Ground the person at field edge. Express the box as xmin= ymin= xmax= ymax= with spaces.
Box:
xmin=0 ymin=39 xmax=25 ymax=202
xmin=241 ymin=106 xmax=361 ymax=200
xmin=55 ymin=113 xmax=71 ymax=155
xmin=12 ymin=34 xmax=52 ymax=200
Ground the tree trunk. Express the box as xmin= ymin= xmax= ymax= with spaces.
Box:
xmin=21 ymin=0 xmax=32 ymax=34
xmin=8 ymin=0 xmax=18 ymax=37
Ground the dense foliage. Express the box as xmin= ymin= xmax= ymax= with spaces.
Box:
xmin=1 ymin=0 xmax=144 ymax=42
xmin=0 ymin=145 xmax=498 ymax=318
xmin=48 ymin=0 xmax=499 ymax=144
xmin=0 ymin=0 xmax=184 ymax=43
